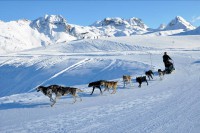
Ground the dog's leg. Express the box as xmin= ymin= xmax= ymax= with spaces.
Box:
xmin=48 ymin=94 xmax=56 ymax=103
xmin=104 ymin=85 xmax=111 ymax=93
xmin=103 ymin=86 xmax=108 ymax=92
xmin=138 ymin=82 xmax=141 ymax=88
xmin=51 ymin=97 xmax=57 ymax=107
xmin=162 ymin=74 xmax=164 ymax=80
xmin=72 ymin=95 xmax=77 ymax=104
xmin=99 ymin=86 xmax=103 ymax=95
xmin=76 ymin=93 xmax=82 ymax=101
xmin=150 ymin=75 xmax=153 ymax=79
xmin=111 ymin=88 xmax=116 ymax=94
xmin=95 ymin=86 xmax=102 ymax=95
xmin=129 ymin=80 xmax=133 ymax=87
xmin=47 ymin=90 xmax=55 ymax=102
xmin=123 ymin=81 xmax=125 ymax=88
xmin=51 ymin=93 xmax=62 ymax=107
xmin=90 ymin=86 xmax=95 ymax=95
xmin=146 ymin=80 xmax=148 ymax=86
xmin=50 ymin=98 xmax=55 ymax=102
xmin=159 ymin=74 xmax=163 ymax=80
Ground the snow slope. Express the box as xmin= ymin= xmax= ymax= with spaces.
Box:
xmin=0 ymin=19 xmax=50 ymax=54
xmin=0 ymin=36 xmax=200 ymax=133
xmin=177 ymin=26 xmax=200 ymax=35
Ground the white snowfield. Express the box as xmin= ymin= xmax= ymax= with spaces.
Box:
xmin=0 ymin=36 xmax=200 ymax=133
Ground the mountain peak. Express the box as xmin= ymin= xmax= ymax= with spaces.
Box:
xmin=92 ymin=17 xmax=148 ymax=29
xmin=165 ymin=16 xmax=195 ymax=30
xmin=30 ymin=14 xmax=71 ymax=40
xmin=92 ymin=17 xmax=129 ymax=27
xmin=127 ymin=17 xmax=148 ymax=29
xmin=43 ymin=14 xmax=67 ymax=24
xmin=157 ymin=24 xmax=166 ymax=30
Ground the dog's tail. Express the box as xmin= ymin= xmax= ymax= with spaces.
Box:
xmin=77 ymin=89 xmax=84 ymax=93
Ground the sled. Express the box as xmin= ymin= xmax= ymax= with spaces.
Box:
xmin=165 ymin=60 xmax=175 ymax=74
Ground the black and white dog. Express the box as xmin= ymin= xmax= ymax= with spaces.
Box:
xmin=136 ymin=76 xmax=148 ymax=88
xmin=158 ymin=69 xmax=166 ymax=80
xmin=36 ymin=85 xmax=83 ymax=107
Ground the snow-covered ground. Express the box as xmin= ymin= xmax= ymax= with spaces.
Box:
xmin=0 ymin=36 xmax=200 ymax=133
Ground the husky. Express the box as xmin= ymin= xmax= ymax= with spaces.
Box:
xmin=158 ymin=69 xmax=165 ymax=80
xmin=50 ymin=86 xmax=83 ymax=107
xmin=122 ymin=75 xmax=132 ymax=88
xmin=36 ymin=85 xmax=61 ymax=103
xmin=36 ymin=85 xmax=83 ymax=107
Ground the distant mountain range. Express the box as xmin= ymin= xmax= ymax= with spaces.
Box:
xmin=0 ymin=15 xmax=199 ymax=54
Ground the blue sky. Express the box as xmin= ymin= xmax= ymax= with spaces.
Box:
xmin=0 ymin=1 xmax=200 ymax=28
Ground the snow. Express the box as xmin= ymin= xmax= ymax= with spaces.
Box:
xmin=91 ymin=17 xmax=149 ymax=37
xmin=177 ymin=26 xmax=200 ymax=35
xmin=0 ymin=15 xmax=199 ymax=55
xmin=164 ymin=16 xmax=196 ymax=31
xmin=30 ymin=14 xmax=76 ymax=42
xmin=0 ymin=35 xmax=200 ymax=133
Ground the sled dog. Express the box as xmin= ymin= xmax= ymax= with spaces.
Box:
xmin=122 ymin=75 xmax=132 ymax=88
xmin=145 ymin=70 xmax=154 ymax=80
xmin=37 ymin=85 xmax=83 ymax=107
xmin=104 ymin=81 xmax=118 ymax=94
xmin=88 ymin=80 xmax=107 ymax=95
xmin=158 ymin=69 xmax=165 ymax=80
xmin=136 ymin=76 xmax=148 ymax=88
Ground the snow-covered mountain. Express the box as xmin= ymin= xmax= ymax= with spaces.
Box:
xmin=91 ymin=17 xmax=149 ymax=37
xmin=0 ymin=15 xmax=78 ymax=54
xmin=177 ymin=26 xmax=200 ymax=35
xmin=30 ymin=15 xmax=76 ymax=42
xmin=0 ymin=19 xmax=50 ymax=54
xmin=0 ymin=15 xmax=199 ymax=54
xmin=145 ymin=16 xmax=197 ymax=36
xmin=164 ymin=16 xmax=195 ymax=31
xmin=157 ymin=24 xmax=166 ymax=30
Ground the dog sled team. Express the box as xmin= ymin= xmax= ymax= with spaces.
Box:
xmin=37 ymin=52 xmax=175 ymax=107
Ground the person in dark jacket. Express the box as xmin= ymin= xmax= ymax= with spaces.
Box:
xmin=163 ymin=52 xmax=172 ymax=67
xmin=163 ymin=52 xmax=175 ymax=73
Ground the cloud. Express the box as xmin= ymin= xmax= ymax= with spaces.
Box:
xmin=191 ymin=16 xmax=200 ymax=23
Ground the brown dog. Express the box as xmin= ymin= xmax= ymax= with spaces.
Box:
xmin=122 ymin=75 xmax=132 ymax=88
xmin=104 ymin=81 xmax=118 ymax=94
